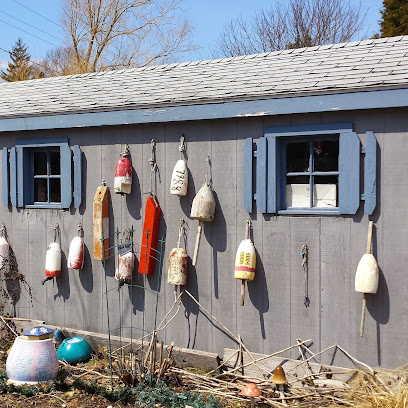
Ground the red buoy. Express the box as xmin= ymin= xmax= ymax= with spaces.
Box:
xmin=114 ymin=145 xmax=132 ymax=194
xmin=138 ymin=196 xmax=161 ymax=275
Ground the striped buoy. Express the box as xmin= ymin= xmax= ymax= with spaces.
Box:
xmin=45 ymin=242 xmax=62 ymax=278
xmin=234 ymin=220 xmax=256 ymax=306
xmin=114 ymin=145 xmax=132 ymax=195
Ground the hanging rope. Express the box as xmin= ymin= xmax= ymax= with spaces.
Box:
xmin=0 ymin=224 xmax=6 ymax=239
xmin=204 ymin=156 xmax=211 ymax=186
xmin=53 ymin=223 xmax=60 ymax=243
xmin=178 ymin=135 xmax=185 ymax=159
xmin=177 ymin=219 xmax=184 ymax=249
xmin=149 ymin=139 xmax=157 ymax=196
xmin=301 ymin=245 xmax=310 ymax=307
xmin=121 ymin=144 xmax=130 ymax=158
xmin=77 ymin=223 xmax=83 ymax=237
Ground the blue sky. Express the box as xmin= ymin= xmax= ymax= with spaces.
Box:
xmin=0 ymin=0 xmax=384 ymax=69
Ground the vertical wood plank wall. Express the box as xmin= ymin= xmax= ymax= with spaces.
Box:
xmin=0 ymin=107 xmax=405 ymax=368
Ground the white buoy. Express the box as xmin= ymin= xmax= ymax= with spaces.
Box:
xmin=170 ymin=136 xmax=188 ymax=196
xmin=68 ymin=236 xmax=84 ymax=270
xmin=355 ymin=221 xmax=379 ymax=336
xmin=115 ymin=251 xmax=135 ymax=284
xmin=0 ymin=235 xmax=9 ymax=272
xmin=45 ymin=242 xmax=62 ymax=278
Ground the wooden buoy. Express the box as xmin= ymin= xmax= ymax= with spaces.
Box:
xmin=170 ymin=135 xmax=188 ymax=196
xmin=93 ymin=182 xmax=109 ymax=261
xmin=234 ymin=220 xmax=256 ymax=306
xmin=139 ymin=196 xmax=161 ymax=275
xmin=355 ymin=221 xmax=379 ymax=336
xmin=191 ymin=158 xmax=215 ymax=266
xmin=116 ymin=250 xmax=136 ymax=284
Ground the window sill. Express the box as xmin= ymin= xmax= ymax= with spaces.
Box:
xmin=278 ymin=208 xmax=340 ymax=215
xmin=25 ymin=203 xmax=64 ymax=209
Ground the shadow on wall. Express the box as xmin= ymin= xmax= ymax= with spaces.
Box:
xmin=205 ymin=190 xmax=226 ymax=300
xmin=54 ymin=250 xmax=70 ymax=301
xmin=79 ymin=242 xmax=93 ymax=293
xmin=126 ymin=164 xmax=142 ymax=221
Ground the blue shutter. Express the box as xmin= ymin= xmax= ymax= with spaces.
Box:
xmin=243 ymin=138 xmax=253 ymax=213
xmin=2 ymin=148 xmax=9 ymax=207
xmin=266 ymin=135 xmax=277 ymax=213
xmin=339 ymin=131 xmax=360 ymax=214
xmin=16 ymin=147 xmax=26 ymax=207
xmin=9 ymin=148 xmax=17 ymax=207
xmin=73 ymin=145 xmax=82 ymax=209
xmin=256 ymin=137 xmax=267 ymax=213
xmin=364 ymin=131 xmax=377 ymax=215
xmin=61 ymin=144 xmax=72 ymax=208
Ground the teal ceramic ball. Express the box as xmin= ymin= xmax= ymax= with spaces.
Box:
xmin=56 ymin=337 xmax=93 ymax=364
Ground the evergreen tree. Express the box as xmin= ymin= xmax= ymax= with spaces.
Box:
xmin=380 ymin=0 xmax=408 ymax=37
xmin=1 ymin=38 xmax=33 ymax=82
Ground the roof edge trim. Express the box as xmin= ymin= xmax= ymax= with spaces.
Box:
xmin=0 ymin=88 xmax=407 ymax=132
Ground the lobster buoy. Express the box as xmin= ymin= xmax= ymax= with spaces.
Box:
xmin=139 ymin=196 xmax=161 ymax=275
xmin=114 ymin=145 xmax=132 ymax=195
xmin=235 ymin=220 xmax=256 ymax=306
xmin=170 ymin=135 xmax=188 ymax=196
xmin=191 ymin=158 xmax=215 ymax=266
xmin=115 ymin=251 xmax=136 ymax=284
xmin=168 ymin=220 xmax=188 ymax=287
xmin=0 ymin=234 xmax=9 ymax=272
xmin=168 ymin=248 xmax=188 ymax=286
xmin=68 ymin=236 xmax=84 ymax=270
xmin=355 ymin=221 xmax=379 ymax=337
xmin=170 ymin=159 xmax=188 ymax=196
xmin=45 ymin=242 xmax=62 ymax=278
xmin=93 ymin=182 xmax=109 ymax=260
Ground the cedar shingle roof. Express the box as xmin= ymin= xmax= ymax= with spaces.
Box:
xmin=0 ymin=35 xmax=407 ymax=119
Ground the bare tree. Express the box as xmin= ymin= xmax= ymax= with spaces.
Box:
xmin=58 ymin=0 xmax=194 ymax=73
xmin=213 ymin=0 xmax=366 ymax=57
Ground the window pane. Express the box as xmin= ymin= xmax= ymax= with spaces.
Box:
xmin=33 ymin=151 xmax=47 ymax=175
xmin=313 ymin=140 xmax=339 ymax=171
xmin=313 ymin=175 xmax=338 ymax=208
xmin=50 ymin=151 xmax=61 ymax=175
xmin=50 ymin=178 xmax=61 ymax=203
xmin=34 ymin=178 xmax=48 ymax=202
xmin=286 ymin=175 xmax=310 ymax=208
xmin=286 ymin=141 xmax=310 ymax=173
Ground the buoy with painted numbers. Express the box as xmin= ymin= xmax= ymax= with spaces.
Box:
xmin=0 ymin=226 xmax=9 ymax=272
xmin=355 ymin=220 xmax=379 ymax=336
xmin=191 ymin=156 xmax=215 ymax=266
xmin=235 ymin=219 xmax=256 ymax=306
xmin=168 ymin=219 xmax=188 ymax=293
xmin=170 ymin=135 xmax=188 ymax=196
xmin=93 ymin=182 xmax=109 ymax=261
xmin=68 ymin=224 xmax=84 ymax=270
xmin=114 ymin=145 xmax=132 ymax=195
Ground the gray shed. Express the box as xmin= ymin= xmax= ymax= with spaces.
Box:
xmin=0 ymin=35 xmax=408 ymax=368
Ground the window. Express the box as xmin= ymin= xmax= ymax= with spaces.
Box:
xmin=2 ymin=138 xmax=82 ymax=209
xmin=243 ymin=123 xmax=377 ymax=215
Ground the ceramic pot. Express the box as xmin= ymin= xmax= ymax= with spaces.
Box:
xmin=6 ymin=337 xmax=59 ymax=385
xmin=57 ymin=337 xmax=93 ymax=364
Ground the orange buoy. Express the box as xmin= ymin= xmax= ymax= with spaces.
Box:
xmin=93 ymin=182 xmax=109 ymax=260
xmin=139 ymin=196 xmax=161 ymax=275
xmin=114 ymin=145 xmax=132 ymax=195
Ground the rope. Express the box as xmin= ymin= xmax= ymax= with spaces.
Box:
xmin=77 ymin=223 xmax=83 ymax=237
xmin=178 ymin=135 xmax=185 ymax=159
xmin=301 ymin=245 xmax=310 ymax=307
xmin=204 ymin=156 xmax=211 ymax=186
xmin=53 ymin=223 xmax=60 ymax=243
xmin=177 ymin=219 xmax=184 ymax=249
xmin=149 ymin=139 xmax=157 ymax=196
xmin=0 ymin=224 xmax=6 ymax=238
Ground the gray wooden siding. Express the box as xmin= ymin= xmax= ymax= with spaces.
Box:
xmin=0 ymin=107 xmax=406 ymax=368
